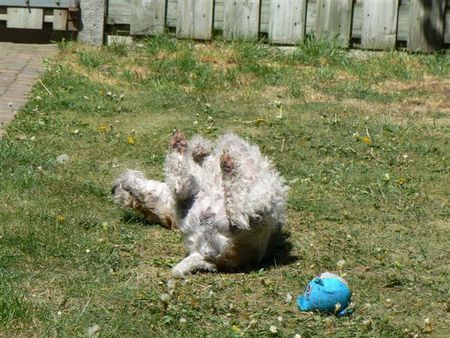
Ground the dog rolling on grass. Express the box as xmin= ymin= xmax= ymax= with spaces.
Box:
xmin=112 ymin=131 xmax=288 ymax=277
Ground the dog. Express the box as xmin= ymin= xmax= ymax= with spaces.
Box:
xmin=112 ymin=131 xmax=288 ymax=277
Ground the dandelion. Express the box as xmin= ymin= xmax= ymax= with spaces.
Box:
xmin=98 ymin=124 xmax=107 ymax=133
xmin=397 ymin=177 xmax=406 ymax=185
xmin=256 ymin=117 xmax=265 ymax=125
xmin=362 ymin=136 xmax=371 ymax=145
xmin=56 ymin=215 xmax=65 ymax=223
xmin=337 ymin=259 xmax=346 ymax=269
xmin=231 ymin=325 xmax=240 ymax=333
xmin=127 ymin=135 xmax=135 ymax=145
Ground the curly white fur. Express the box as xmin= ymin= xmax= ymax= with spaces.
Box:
xmin=113 ymin=132 xmax=288 ymax=277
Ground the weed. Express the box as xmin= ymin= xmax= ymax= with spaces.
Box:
xmin=292 ymin=36 xmax=349 ymax=67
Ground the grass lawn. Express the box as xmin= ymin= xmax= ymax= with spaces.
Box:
xmin=0 ymin=36 xmax=449 ymax=337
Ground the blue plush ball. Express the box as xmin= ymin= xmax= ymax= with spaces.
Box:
xmin=297 ymin=272 xmax=352 ymax=316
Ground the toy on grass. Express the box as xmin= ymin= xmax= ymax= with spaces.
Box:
xmin=297 ymin=272 xmax=353 ymax=316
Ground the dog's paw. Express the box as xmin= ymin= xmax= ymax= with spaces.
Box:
xmin=171 ymin=266 xmax=187 ymax=279
xmin=170 ymin=130 xmax=188 ymax=154
xmin=220 ymin=152 xmax=234 ymax=174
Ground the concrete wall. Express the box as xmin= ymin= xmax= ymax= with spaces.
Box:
xmin=78 ymin=0 xmax=105 ymax=46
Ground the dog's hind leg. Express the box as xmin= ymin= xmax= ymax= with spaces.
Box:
xmin=164 ymin=130 xmax=200 ymax=202
xmin=171 ymin=252 xmax=217 ymax=277
xmin=112 ymin=170 xmax=177 ymax=229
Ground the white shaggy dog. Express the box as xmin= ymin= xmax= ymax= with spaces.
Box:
xmin=112 ymin=131 xmax=288 ymax=277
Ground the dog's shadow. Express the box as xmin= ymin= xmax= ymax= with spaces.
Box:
xmin=120 ymin=211 xmax=155 ymax=227
xmin=256 ymin=230 xmax=298 ymax=271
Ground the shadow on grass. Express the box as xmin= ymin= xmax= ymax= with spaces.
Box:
xmin=260 ymin=230 xmax=298 ymax=270
xmin=235 ymin=230 xmax=298 ymax=274
xmin=120 ymin=210 xmax=156 ymax=227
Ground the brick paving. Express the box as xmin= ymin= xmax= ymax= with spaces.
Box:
xmin=0 ymin=43 xmax=58 ymax=136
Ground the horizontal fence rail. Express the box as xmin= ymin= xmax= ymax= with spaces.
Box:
xmin=107 ymin=0 xmax=450 ymax=52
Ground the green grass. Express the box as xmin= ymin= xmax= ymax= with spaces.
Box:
xmin=0 ymin=36 xmax=449 ymax=337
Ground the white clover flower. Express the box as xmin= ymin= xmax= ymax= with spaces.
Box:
xmin=86 ymin=324 xmax=101 ymax=337
xmin=160 ymin=293 xmax=171 ymax=302
xmin=285 ymin=293 xmax=293 ymax=304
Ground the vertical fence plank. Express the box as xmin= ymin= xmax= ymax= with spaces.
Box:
xmin=269 ymin=0 xmax=307 ymax=44
xmin=130 ymin=0 xmax=166 ymax=35
xmin=408 ymin=0 xmax=446 ymax=52
xmin=361 ymin=0 xmax=399 ymax=50
xmin=223 ymin=0 xmax=261 ymax=40
xmin=315 ymin=0 xmax=353 ymax=46
xmin=177 ymin=0 xmax=214 ymax=40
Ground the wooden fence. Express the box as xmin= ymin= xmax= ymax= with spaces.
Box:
xmin=107 ymin=0 xmax=450 ymax=52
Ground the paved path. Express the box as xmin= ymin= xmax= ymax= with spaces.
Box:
xmin=0 ymin=43 xmax=58 ymax=136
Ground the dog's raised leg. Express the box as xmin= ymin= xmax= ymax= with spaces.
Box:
xmin=220 ymin=152 xmax=253 ymax=230
xmin=171 ymin=252 xmax=217 ymax=277
xmin=165 ymin=130 xmax=199 ymax=202
xmin=112 ymin=170 xmax=177 ymax=229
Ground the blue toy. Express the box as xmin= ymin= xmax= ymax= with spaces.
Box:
xmin=297 ymin=272 xmax=353 ymax=316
